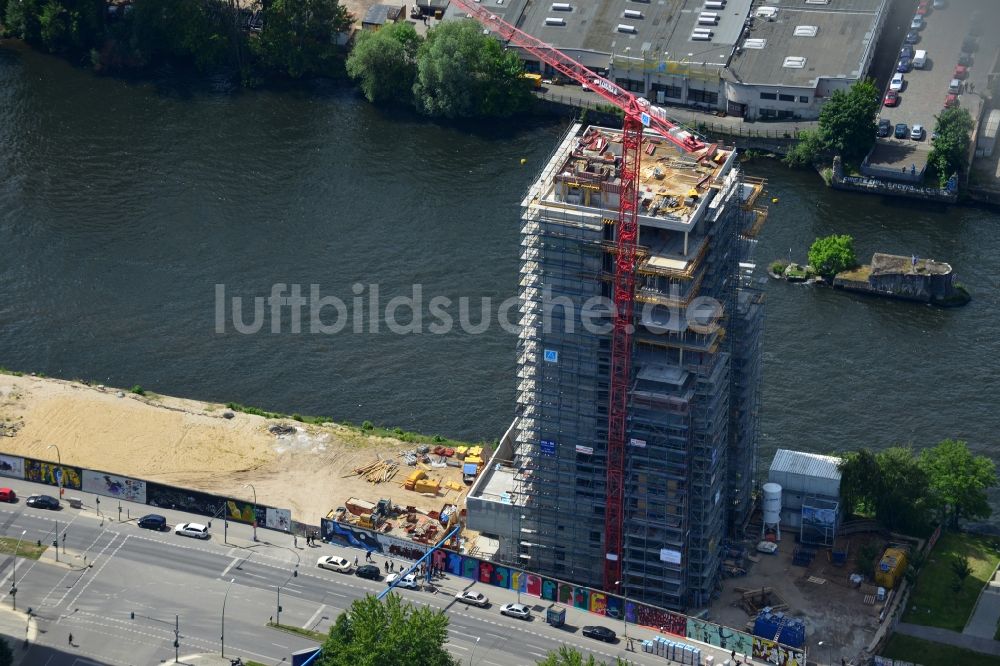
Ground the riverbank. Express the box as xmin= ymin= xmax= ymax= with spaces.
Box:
xmin=0 ymin=372 xmax=483 ymax=525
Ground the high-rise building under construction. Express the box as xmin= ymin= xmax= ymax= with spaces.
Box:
xmin=468 ymin=122 xmax=766 ymax=611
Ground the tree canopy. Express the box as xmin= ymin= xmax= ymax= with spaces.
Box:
xmin=0 ymin=637 xmax=11 ymax=666
xmin=255 ymin=0 xmax=353 ymax=79
xmin=413 ymin=20 xmax=532 ymax=118
xmin=346 ymin=22 xmax=422 ymax=104
xmin=807 ymin=234 xmax=857 ymax=279
xmin=318 ymin=593 xmax=458 ymax=666
xmin=920 ymin=439 xmax=996 ymax=526
xmin=928 ymin=108 xmax=974 ymax=187
xmin=783 ymin=79 xmax=880 ymax=167
xmin=839 ymin=439 xmax=997 ymax=532
xmin=537 ymin=647 xmax=627 ymax=666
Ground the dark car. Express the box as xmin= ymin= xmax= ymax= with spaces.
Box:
xmin=900 ymin=44 xmax=914 ymax=59
xmin=26 ymin=494 xmax=60 ymax=510
xmin=877 ymin=118 xmax=891 ymax=137
xmin=962 ymin=37 xmax=977 ymax=53
xmin=355 ymin=564 xmax=382 ymax=581
xmin=958 ymin=53 xmax=973 ymax=66
xmin=897 ymin=58 xmax=912 ymax=73
xmin=138 ymin=514 xmax=167 ymax=531
xmin=894 ymin=123 xmax=909 ymax=139
xmin=582 ymin=626 xmax=617 ymax=643
xmin=905 ymin=30 xmax=920 ymax=44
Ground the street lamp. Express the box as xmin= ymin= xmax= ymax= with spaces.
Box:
xmin=10 ymin=530 xmax=25 ymax=610
xmin=615 ymin=580 xmax=629 ymax=647
xmin=221 ymin=577 xmax=235 ymax=658
xmin=242 ymin=483 xmax=257 ymax=542
xmin=468 ymin=635 xmax=481 ymax=666
xmin=818 ymin=640 xmax=832 ymax=666
xmin=47 ymin=444 xmax=63 ymax=498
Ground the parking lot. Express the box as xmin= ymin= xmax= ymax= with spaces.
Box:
xmin=870 ymin=0 xmax=1000 ymax=177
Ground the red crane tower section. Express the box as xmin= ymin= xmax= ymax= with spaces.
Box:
xmin=448 ymin=0 xmax=706 ymax=593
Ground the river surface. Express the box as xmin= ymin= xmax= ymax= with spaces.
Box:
xmin=2 ymin=44 xmax=998 ymax=518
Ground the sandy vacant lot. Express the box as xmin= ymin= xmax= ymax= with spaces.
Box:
xmin=0 ymin=374 xmax=469 ymax=526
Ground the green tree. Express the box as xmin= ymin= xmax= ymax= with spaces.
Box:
xmin=782 ymin=128 xmax=826 ymax=167
xmin=875 ymin=446 xmax=933 ymax=533
xmin=538 ymin=646 xmax=630 ymax=665
xmin=347 ymin=22 xmax=422 ymax=104
xmin=318 ymin=593 xmax=458 ymax=666
xmin=4 ymin=0 xmax=103 ymax=52
xmin=128 ymin=0 xmax=234 ymax=71
xmin=950 ymin=555 xmax=972 ymax=592
xmin=839 ymin=448 xmax=882 ymax=517
xmin=0 ymin=637 xmax=11 ymax=666
xmin=256 ymin=0 xmax=353 ymax=79
xmin=808 ymin=234 xmax=857 ymax=279
xmin=817 ymin=79 xmax=880 ymax=162
xmin=3 ymin=0 xmax=44 ymax=43
xmin=928 ymin=108 xmax=974 ymax=187
xmin=920 ymin=438 xmax=997 ymax=527
xmin=413 ymin=20 xmax=532 ymax=119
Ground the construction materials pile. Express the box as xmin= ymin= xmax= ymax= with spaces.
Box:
xmin=347 ymin=456 xmax=399 ymax=484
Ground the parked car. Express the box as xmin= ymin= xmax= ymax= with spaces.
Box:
xmin=26 ymin=494 xmax=60 ymax=510
xmin=355 ymin=564 xmax=382 ymax=581
xmin=958 ymin=53 xmax=973 ymax=66
xmin=900 ymin=44 xmax=914 ymax=59
xmin=897 ymin=57 xmax=912 ymax=73
xmin=884 ymin=90 xmax=899 ymax=107
xmin=905 ymin=30 xmax=920 ymax=44
xmin=962 ymin=37 xmax=977 ymax=53
xmin=137 ymin=514 xmax=167 ymax=531
xmin=317 ymin=556 xmax=352 ymax=573
xmin=0 ymin=488 xmax=16 ymax=503
xmin=877 ymin=118 xmax=891 ymax=137
xmin=944 ymin=93 xmax=959 ymax=108
xmin=385 ymin=572 xmax=420 ymax=589
xmin=916 ymin=1 xmax=930 ymax=15
xmin=932 ymin=0 xmax=945 ymax=8
xmin=953 ymin=65 xmax=968 ymax=79
xmin=890 ymin=73 xmax=905 ymax=91
xmin=582 ymin=626 xmax=618 ymax=643
xmin=455 ymin=590 xmax=490 ymax=607
xmin=910 ymin=15 xmax=924 ymax=30
xmin=894 ymin=123 xmax=909 ymax=139
xmin=500 ymin=603 xmax=532 ymax=620
xmin=911 ymin=124 xmax=925 ymax=140
xmin=174 ymin=522 xmax=209 ymax=539
xmin=948 ymin=78 xmax=962 ymax=94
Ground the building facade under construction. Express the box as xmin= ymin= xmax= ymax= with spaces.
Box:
xmin=468 ymin=122 xmax=766 ymax=611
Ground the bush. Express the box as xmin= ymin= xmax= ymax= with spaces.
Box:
xmin=361 ymin=420 xmax=374 ymax=431
xmin=770 ymin=260 xmax=788 ymax=276
xmin=808 ymin=234 xmax=857 ymax=279
xmin=130 ymin=385 xmax=145 ymax=395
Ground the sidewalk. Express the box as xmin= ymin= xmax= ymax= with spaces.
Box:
xmin=963 ymin=564 xmax=1000 ymax=639
xmin=0 ymin=608 xmax=37 ymax=665
xmin=895 ymin=621 xmax=1000 ymax=657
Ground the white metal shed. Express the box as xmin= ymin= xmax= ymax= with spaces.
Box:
xmin=768 ymin=449 xmax=842 ymax=500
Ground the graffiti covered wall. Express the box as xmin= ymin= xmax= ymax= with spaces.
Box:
xmin=0 ymin=454 xmax=24 ymax=479
xmin=25 ymin=458 xmax=82 ymax=489
xmin=319 ymin=518 xmax=804 ymax=662
xmin=82 ymin=470 xmax=146 ymax=503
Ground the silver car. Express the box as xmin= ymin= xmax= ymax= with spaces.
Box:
xmin=500 ymin=603 xmax=532 ymax=620
xmin=174 ymin=522 xmax=209 ymax=539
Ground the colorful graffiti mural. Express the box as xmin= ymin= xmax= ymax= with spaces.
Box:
xmin=687 ymin=617 xmax=753 ymax=655
xmin=265 ymin=507 xmax=291 ymax=531
xmin=0 ymin=454 xmax=25 ymax=479
xmin=82 ymin=470 xmax=146 ymax=503
xmin=25 ymin=459 xmax=82 ymax=490
xmin=753 ymin=637 xmax=805 ymax=665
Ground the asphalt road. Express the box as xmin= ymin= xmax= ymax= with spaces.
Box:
xmin=0 ymin=478 xmax=745 ymax=666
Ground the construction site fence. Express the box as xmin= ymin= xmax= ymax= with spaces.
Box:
xmin=0 ymin=451 xmax=292 ymax=532
xmin=319 ymin=517 xmax=805 ymax=663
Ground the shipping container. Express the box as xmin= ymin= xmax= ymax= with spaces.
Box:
xmin=875 ymin=547 xmax=908 ymax=589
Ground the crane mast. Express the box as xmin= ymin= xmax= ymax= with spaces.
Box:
xmin=447 ymin=0 xmax=706 ymax=593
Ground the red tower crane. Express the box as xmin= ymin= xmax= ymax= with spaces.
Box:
xmin=448 ymin=0 xmax=707 ymax=593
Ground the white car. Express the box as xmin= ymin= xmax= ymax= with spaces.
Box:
xmin=455 ymin=590 xmax=490 ymax=607
xmin=500 ymin=603 xmax=532 ymax=620
xmin=317 ymin=556 xmax=352 ymax=573
xmin=385 ymin=573 xmax=420 ymax=589
xmin=174 ymin=522 xmax=209 ymax=539
xmin=910 ymin=124 xmax=925 ymax=140
xmin=890 ymin=73 xmax=904 ymax=92
xmin=910 ymin=15 xmax=924 ymax=30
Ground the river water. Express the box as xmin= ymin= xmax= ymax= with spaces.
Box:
xmin=2 ymin=44 xmax=998 ymax=516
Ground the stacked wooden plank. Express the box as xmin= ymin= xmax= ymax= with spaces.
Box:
xmin=349 ymin=457 xmax=400 ymax=484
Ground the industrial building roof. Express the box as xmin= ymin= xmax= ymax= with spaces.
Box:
xmin=726 ymin=0 xmax=885 ymax=88
xmin=362 ymin=4 xmax=404 ymax=25
xmin=515 ymin=0 xmax=752 ymax=63
xmin=769 ymin=449 xmax=842 ymax=481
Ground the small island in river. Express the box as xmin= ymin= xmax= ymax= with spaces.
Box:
xmin=832 ymin=253 xmax=971 ymax=307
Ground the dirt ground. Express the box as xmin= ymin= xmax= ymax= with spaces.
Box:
xmin=0 ymin=374 xmax=468 ymax=526
xmin=712 ymin=534 xmax=886 ymax=664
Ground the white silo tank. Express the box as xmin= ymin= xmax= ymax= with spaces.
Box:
xmin=762 ymin=482 xmax=782 ymax=541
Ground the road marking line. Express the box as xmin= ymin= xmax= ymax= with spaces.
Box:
xmin=303 ymin=604 xmax=326 ymax=630
xmin=221 ymin=557 xmax=240 ymax=578
xmin=449 ymin=644 xmax=469 ymax=651
xmin=272 ymin=642 xmax=290 ymax=649
xmin=64 ymin=534 xmax=129 ymax=612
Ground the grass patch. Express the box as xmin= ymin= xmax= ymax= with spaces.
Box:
xmin=266 ymin=621 xmax=325 ymax=642
xmin=0 ymin=536 xmax=46 ymax=559
xmin=881 ymin=634 xmax=998 ymax=666
xmin=902 ymin=532 xmax=1000 ymax=631
xmin=0 ymin=367 xmax=25 ymax=377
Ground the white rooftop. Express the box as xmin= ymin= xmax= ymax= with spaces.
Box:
xmin=769 ymin=448 xmax=842 ymax=482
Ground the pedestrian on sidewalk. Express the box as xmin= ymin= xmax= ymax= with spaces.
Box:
xmin=366 ymin=551 xmax=372 ymax=562
xmin=68 ymin=633 xmax=73 ymax=646
xmin=384 ymin=560 xmax=389 ymax=572
xmin=355 ymin=556 xmax=359 ymax=567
